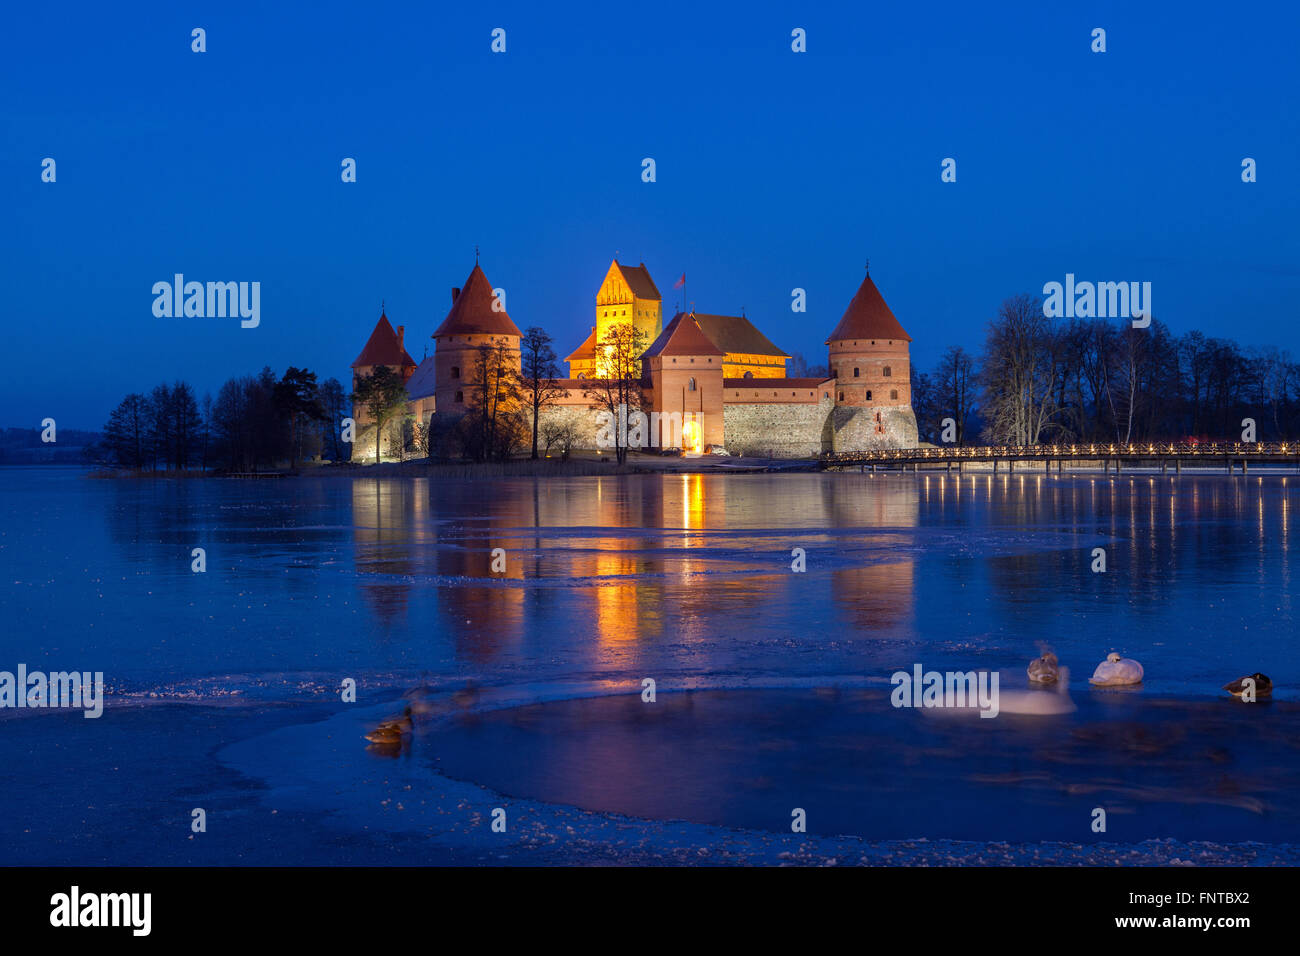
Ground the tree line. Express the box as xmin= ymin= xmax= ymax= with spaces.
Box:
xmin=97 ymin=368 xmax=350 ymax=471
xmin=912 ymin=294 xmax=1300 ymax=446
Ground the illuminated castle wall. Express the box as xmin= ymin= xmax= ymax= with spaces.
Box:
xmin=351 ymin=257 xmax=919 ymax=459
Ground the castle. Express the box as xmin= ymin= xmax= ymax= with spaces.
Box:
xmin=350 ymin=258 xmax=919 ymax=459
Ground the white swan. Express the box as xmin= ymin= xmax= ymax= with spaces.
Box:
xmin=1089 ymin=652 xmax=1144 ymax=686
xmin=1027 ymin=652 xmax=1059 ymax=684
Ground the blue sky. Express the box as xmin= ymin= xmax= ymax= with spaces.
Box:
xmin=3 ymin=0 xmax=1298 ymax=428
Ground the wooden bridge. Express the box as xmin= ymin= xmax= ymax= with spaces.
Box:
xmin=822 ymin=441 xmax=1300 ymax=475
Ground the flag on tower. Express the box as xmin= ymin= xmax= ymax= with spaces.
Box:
xmin=673 ymin=273 xmax=685 ymax=289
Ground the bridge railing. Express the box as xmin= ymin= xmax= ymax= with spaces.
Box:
xmin=822 ymin=441 xmax=1296 ymax=463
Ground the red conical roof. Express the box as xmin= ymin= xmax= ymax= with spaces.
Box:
xmin=433 ymin=263 xmax=523 ymax=338
xmin=565 ymin=326 xmax=599 ymax=363
xmin=826 ymin=272 xmax=911 ymax=343
xmin=643 ymin=312 xmax=727 ymax=358
xmin=352 ymin=312 xmax=417 ymax=369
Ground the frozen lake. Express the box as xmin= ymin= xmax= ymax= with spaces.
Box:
xmin=1 ymin=466 xmax=1296 ymax=864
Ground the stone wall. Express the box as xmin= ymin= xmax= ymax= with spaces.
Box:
xmin=425 ymin=398 xmax=919 ymax=460
xmin=722 ymin=396 xmax=835 ymax=458
xmin=533 ymin=404 xmax=604 ymax=455
xmin=352 ymin=418 xmax=406 ymax=463
xmin=831 ymin=405 xmax=919 ymax=453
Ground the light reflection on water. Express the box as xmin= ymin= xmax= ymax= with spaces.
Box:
xmin=0 ymin=468 xmax=1295 ymax=697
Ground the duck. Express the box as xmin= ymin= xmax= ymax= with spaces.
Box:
xmin=364 ymin=706 xmax=414 ymax=744
xmin=1222 ymin=673 xmax=1272 ymax=699
xmin=1089 ymin=652 xmax=1144 ymax=686
xmin=378 ymin=705 xmax=414 ymax=733
xmin=1027 ymin=652 xmax=1059 ymax=684
xmin=364 ymin=726 xmax=403 ymax=745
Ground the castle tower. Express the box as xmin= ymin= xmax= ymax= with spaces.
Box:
xmin=350 ymin=309 xmax=419 ymax=461
xmin=826 ymin=268 xmax=918 ymax=450
xmin=431 ymin=262 xmax=522 ymax=415
xmin=352 ymin=309 xmax=418 ymax=391
xmin=569 ymin=260 xmax=662 ymax=377
xmin=641 ymin=311 xmax=726 ymax=452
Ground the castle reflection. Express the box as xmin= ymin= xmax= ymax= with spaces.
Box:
xmin=347 ymin=473 xmax=924 ymax=660
xmin=336 ymin=472 xmax=1300 ymax=672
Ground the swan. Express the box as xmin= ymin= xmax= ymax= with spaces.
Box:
xmin=1223 ymin=673 xmax=1272 ymax=698
xmin=1028 ymin=652 xmax=1059 ymax=684
xmin=1090 ymin=652 xmax=1143 ymax=686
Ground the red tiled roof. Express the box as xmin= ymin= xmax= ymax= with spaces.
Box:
xmin=723 ymin=377 xmax=835 ymax=388
xmin=692 ymin=313 xmax=788 ymax=357
xmin=643 ymin=312 xmax=727 ymax=358
xmin=615 ymin=261 xmax=660 ymax=300
xmin=565 ymin=327 xmax=598 ymax=363
xmin=433 ymin=263 xmax=523 ymax=338
xmin=826 ymin=272 xmax=911 ymax=343
xmin=352 ymin=313 xmax=417 ymax=369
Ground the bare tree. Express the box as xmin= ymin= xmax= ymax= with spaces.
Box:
xmin=980 ymin=294 xmax=1065 ymax=445
xmin=519 ymin=327 xmax=566 ymax=459
xmin=934 ymin=346 xmax=975 ymax=444
xmin=583 ymin=323 xmax=648 ymax=464
xmin=539 ymin=418 xmax=579 ymax=460
xmin=461 ymin=340 xmax=524 ymax=460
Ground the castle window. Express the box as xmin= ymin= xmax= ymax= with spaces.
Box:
xmin=853 ymin=367 xmax=860 ymax=377
xmin=865 ymin=390 xmax=872 ymax=400
xmin=451 ymin=366 xmax=460 ymax=379
xmin=838 ymin=392 xmax=844 ymax=401
xmin=890 ymin=389 xmax=898 ymax=400
xmin=884 ymin=366 xmax=892 ymax=377
xmin=823 ymin=392 xmax=828 ymax=399
xmin=688 ymin=377 xmax=696 ymax=391
xmin=455 ymin=391 xmax=463 ymax=403
xmin=876 ymin=412 xmax=882 ymax=423
xmin=743 ymin=371 xmax=753 ymax=379
xmin=577 ymin=372 xmax=586 ymax=379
